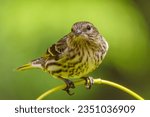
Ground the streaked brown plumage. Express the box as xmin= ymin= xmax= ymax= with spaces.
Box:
xmin=17 ymin=21 xmax=109 ymax=95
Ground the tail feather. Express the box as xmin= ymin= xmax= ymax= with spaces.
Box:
xmin=17 ymin=57 xmax=45 ymax=71
xmin=17 ymin=63 xmax=33 ymax=71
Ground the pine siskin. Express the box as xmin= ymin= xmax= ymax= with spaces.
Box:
xmin=17 ymin=21 xmax=109 ymax=95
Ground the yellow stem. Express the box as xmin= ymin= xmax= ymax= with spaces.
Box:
xmin=36 ymin=78 xmax=144 ymax=100
xmin=95 ymin=79 xmax=144 ymax=100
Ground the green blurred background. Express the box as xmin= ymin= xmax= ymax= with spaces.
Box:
xmin=0 ymin=0 xmax=149 ymax=100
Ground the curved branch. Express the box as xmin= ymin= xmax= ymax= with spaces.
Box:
xmin=36 ymin=78 xmax=144 ymax=100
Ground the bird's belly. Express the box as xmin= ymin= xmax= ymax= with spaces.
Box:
xmin=47 ymin=52 xmax=102 ymax=79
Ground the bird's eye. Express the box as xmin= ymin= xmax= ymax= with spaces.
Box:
xmin=87 ymin=25 xmax=91 ymax=30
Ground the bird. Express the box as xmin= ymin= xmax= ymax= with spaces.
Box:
xmin=17 ymin=21 xmax=109 ymax=95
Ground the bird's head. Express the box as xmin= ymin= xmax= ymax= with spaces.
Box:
xmin=71 ymin=21 xmax=100 ymax=40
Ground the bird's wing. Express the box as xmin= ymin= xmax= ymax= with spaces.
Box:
xmin=45 ymin=35 xmax=68 ymax=57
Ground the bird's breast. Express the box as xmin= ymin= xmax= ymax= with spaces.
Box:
xmin=46 ymin=45 xmax=103 ymax=79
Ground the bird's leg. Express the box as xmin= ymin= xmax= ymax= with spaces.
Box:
xmin=81 ymin=76 xmax=94 ymax=89
xmin=59 ymin=77 xmax=75 ymax=95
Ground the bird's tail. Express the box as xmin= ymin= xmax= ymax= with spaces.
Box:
xmin=17 ymin=57 xmax=45 ymax=71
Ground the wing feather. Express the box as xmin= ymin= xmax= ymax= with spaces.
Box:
xmin=46 ymin=35 xmax=68 ymax=57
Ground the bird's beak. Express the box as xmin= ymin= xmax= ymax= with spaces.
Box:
xmin=75 ymin=29 xmax=82 ymax=36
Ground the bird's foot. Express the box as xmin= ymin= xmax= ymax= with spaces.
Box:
xmin=63 ymin=79 xmax=75 ymax=95
xmin=82 ymin=76 xmax=94 ymax=89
